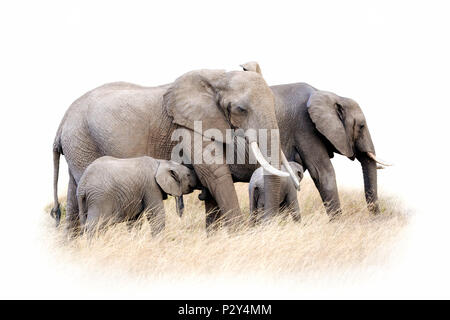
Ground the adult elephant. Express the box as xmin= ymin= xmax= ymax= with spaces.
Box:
xmin=50 ymin=68 xmax=298 ymax=232
xmin=241 ymin=62 xmax=390 ymax=217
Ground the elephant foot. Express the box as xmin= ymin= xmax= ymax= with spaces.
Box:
xmin=206 ymin=209 xmax=222 ymax=233
xmin=291 ymin=213 xmax=302 ymax=224
xmin=328 ymin=209 xmax=342 ymax=222
xmin=198 ymin=187 xmax=223 ymax=232
xmin=368 ymin=202 xmax=380 ymax=215
xmin=63 ymin=214 xmax=81 ymax=239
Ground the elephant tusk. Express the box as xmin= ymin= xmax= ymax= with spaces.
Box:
xmin=281 ymin=152 xmax=301 ymax=191
xmin=250 ymin=141 xmax=289 ymax=177
xmin=367 ymin=152 xmax=392 ymax=167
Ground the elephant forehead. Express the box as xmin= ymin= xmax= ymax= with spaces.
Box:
xmin=336 ymin=95 xmax=360 ymax=110
xmin=227 ymin=71 xmax=269 ymax=91
xmin=343 ymin=98 xmax=365 ymax=120
xmin=228 ymin=81 xmax=274 ymax=109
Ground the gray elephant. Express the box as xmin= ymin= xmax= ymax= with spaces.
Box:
xmin=241 ymin=62 xmax=390 ymax=217
xmin=77 ymin=156 xmax=197 ymax=235
xmin=50 ymin=68 xmax=299 ymax=233
xmin=249 ymin=161 xmax=303 ymax=223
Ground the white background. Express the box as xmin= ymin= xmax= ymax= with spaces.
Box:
xmin=0 ymin=0 xmax=449 ymax=298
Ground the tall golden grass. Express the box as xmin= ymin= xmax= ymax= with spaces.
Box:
xmin=44 ymin=178 xmax=410 ymax=279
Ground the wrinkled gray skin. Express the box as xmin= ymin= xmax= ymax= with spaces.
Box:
xmin=241 ymin=62 xmax=381 ymax=217
xmin=249 ymin=162 xmax=303 ymax=223
xmin=77 ymin=156 xmax=196 ymax=235
xmin=51 ymin=69 xmax=286 ymax=234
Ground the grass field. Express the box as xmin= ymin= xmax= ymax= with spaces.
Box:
xmin=43 ymin=178 xmax=410 ymax=280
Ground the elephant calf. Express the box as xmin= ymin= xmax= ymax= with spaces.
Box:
xmin=249 ymin=162 xmax=304 ymax=223
xmin=77 ymin=156 xmax=197 ymax=235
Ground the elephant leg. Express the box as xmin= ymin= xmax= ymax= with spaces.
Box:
xmin=200 ymin=188 xmax=222 ymax=231
xmin=65 ymin=171 xmax=80 ymax=237
xmin=194 ymin=164 xmax=241 ymax=230
xmin=143 ymin=192 xmax=165 ymax=236
xmin=248 ymin=187 xmax=259 ymax=227
xmin=126 ymin=212 xmax=144 ymax=230
xmin=285 ymin=189 xmax=301 ymax=223
xmin=84 ymin=205 xmax=101 ymax=237
xmin=306 ymin=158 xmax=342 ymax=218
xmin=254 ymin=196 xmax=266 ymax=225
xmin=84 ymin=199 xmax=115 ymax=236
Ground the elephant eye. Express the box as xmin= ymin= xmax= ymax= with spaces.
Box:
xmin=234 ymin=106 xmax=247 ymax=114
xmin=360 ymin=124 xmax=365 ymax=129
xmin=170 ymin=170 xmax=180 ymax=183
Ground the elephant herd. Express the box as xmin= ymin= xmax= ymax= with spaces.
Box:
xmin=50 ymin=62 xmax=389 ymax=236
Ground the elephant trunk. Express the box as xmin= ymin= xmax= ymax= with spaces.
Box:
xmin=263 ymin=137 xmax=281 ymax=219
xmin=358 ymin=152 xmax=380 ymax=214
xmin=281 ymin=152 xmax=300 ymax=190
xmin=248 ymin=135 xmax=286 ymax=219
xmin=263 ymin=169 xmax=281 ymax=219
xmin=249 ymin=140 xmax=283 ymax=219
xmin=247 ymin=113 xmax=299 ymax=219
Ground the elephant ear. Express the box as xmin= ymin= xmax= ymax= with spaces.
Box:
xmin=240 ymin=61 xmax=262 ymax=75
xmin=164 ymin=69 xmax=230 ymax=143
xmin=307 ymin=92 xmax=354 ymax=157
xmin=155 ymin=163 xmax=182 ymax=197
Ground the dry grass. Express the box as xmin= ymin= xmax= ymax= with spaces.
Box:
xmin=43 ymin=178 xmax=410 ymax=280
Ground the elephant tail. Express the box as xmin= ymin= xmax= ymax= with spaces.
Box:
xmin=50 ymin=138 xmax=62 ymax=226
xmin=77 ymin=187 xmax=87 ymax=226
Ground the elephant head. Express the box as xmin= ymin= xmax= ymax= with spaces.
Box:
xmin=155 ymin=160 xmax=197 ymax=197
xmin=307 ymin=91 xmax=390 ymax=214
xmin=163 ymin=68 xmax=299 ymax=215
xmin=283 ymin=161 xmax=303 ymax=184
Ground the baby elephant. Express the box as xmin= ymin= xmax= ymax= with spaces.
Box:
xmin=249 ymin=162 xmax=304 ymax=223
xmin=77 ymin=156 xmax=197 ymax=235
